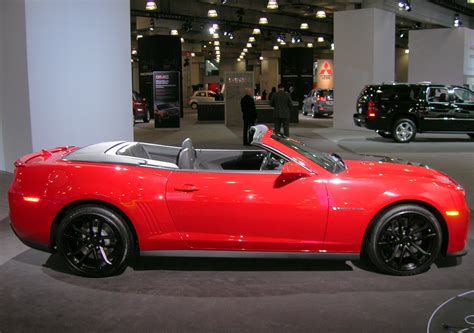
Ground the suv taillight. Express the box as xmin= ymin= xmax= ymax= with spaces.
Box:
xmin=368 ymin=101 xmax=377 ymax=117
xmin=315 ymin=96 xmax=325 ymax=102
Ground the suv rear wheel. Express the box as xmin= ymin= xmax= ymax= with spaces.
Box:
xmin=392 ymin=118 xmax=416 ymax=143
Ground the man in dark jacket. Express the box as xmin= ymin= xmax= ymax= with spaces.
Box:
xmin=241 ymin=88 xmax=257 ymax=145
xmin=270 ymin=83 xmax=293 ymax=136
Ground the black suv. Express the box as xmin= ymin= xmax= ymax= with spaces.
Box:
xmin=353 ymin=83 xmax=474 ymax=143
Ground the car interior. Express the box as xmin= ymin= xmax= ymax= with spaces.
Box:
xmin=117 ymin=139 xmax=287 ymax=172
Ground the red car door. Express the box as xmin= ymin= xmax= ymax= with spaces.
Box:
xmin=165 ymin=170 xmax=328 ymax=251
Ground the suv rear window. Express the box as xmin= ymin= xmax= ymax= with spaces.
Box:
xmin=359 ymin=85 xmax=420 ymax=103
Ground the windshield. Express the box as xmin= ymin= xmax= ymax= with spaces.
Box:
xmin=271 ymin=133 xmax=345 ymax=173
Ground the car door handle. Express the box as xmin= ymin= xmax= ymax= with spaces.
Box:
xmin=174 ymin=184 xmax=199 ymax=192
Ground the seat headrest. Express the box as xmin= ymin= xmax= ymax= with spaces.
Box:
xmin=182 ymin=138 xmax=193 ymax=150
xmin=178 ymin=148 xmax=196 ymax=169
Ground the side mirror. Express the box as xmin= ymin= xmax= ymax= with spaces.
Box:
xmin=275 ymin=161 xmax=311 ymax=188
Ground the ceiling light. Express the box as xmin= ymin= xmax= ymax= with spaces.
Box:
xmin=131 ymin=59 xmax=134 ymax=63
xmin=191 ymin=52 xmax=196 ymax=57
xmin=212 ymin=33 xmax=219 ymax=39
xmin=208 ymin=9 xmax=218 ymax=17
xmin=145 ymin=1 xmax=157 ymax=11
xmin=180 ymin=37 xmax=184 ymax=43
xmin=216 ymin=50 xmax=221 ymax=55
xmin=331 ymin=43 xmax=334 ymax=50
xmin=300 ymin=23 xmax=309 ymax=30
xmin=243 ymin=48 xmax=248 ymax=53
xmin=246 ymin=43 xmax=252 ymax=48
xmin=131 ymin=49 xmax=137 ymax=55
xmin=241 ymin=52 xmax=245 ymax=56
xmin=267 ymin=0 xmax=278 ymax=9
xmin=317 ymin=36 xmax=324 ymax=42
xmin=405 ymin=49 xmax=409 ymax=54
xmin=237 ymin=58 xmax=242 ymax=62
xmin=149 ymin=26 xmax=154 ymax=31
xmin=273 ymin=45 xmax=279 ymax=50
xmin=398 ymin=0 xmax=411 ymax=12
xmin=170 ymin=29 xmax=179 ymax=36
xmin=454 ymin=14 xmax=462 ymax=27
xmin=248 ymin=36 xmax=256 ymax=42
xmin=215 ymin=46 xmax=220 ymax=50
xmin=280 ymin=40 xmax=286 ymax=45
xmin=259 ymin=17 xmax=268 ymax=24
xmin=259 ymin=56 xmax=264 ymax=60
xmin=307 ymin=42 xmax=313 ymax=48
xmin=229 ymin=33 xmax=234 ymax=39
xmin=136 ymin=34 xmax=143 ymax=39
xmin=212 ymin=24 xmax=219 ymax=30
xmin=253 ymin=28 xmax=261 ymax=35
xmin=291 ymin=37 xmax=296 ymax=44
xmin=316 ymin=10 xmax=326 ymax=18
xmin=214 ymin=40 xmax=220 ymax=46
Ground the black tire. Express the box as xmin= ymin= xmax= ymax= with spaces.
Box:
xmin=392 ymin=118 xmax=417 ymax=143
xmin=468 ymin=134 xmax=474 ymax=139
xmin=191 ymin=102 xmax=198 ymax=110
xmin=56 ymin=205 xmax=133 ymax=277
xmin=143 ymin=110 xmax=150 ymax=123
xmin=376 ymin=130 xmax=393 ymax=139
xmin=365 ymin=204 xmax=442 ymax=276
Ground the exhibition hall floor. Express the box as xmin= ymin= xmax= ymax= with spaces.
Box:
xmin=0 ymin=111 xmax=472 ymax=332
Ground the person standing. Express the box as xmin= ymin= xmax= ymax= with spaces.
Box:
xmin=270 ymin=83 xmax=293 ymax=136
xmin=241 ymin=88 xmax=257 ymax=145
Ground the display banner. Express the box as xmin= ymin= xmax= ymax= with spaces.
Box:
xmin=317 ymin=59 xmax=334 ymax=89
xmin=153 ymin=71 xmax=180 ymax=128
xmin=224 ymin=72 xmax=254 ymax=127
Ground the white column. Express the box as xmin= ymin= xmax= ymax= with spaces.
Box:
xmin=408 ymin=28 xmax=473 ymax=85
xmin=0 ymin=0 xmax=132 ymax=172
xmin=334 ymin=8 xmax=395 ymax=130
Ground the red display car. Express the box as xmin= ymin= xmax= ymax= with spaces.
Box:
xmin=8 ymin=125 xmax=469 ymax=277
xmin=132 ymin=91 xmax=150 ymax=123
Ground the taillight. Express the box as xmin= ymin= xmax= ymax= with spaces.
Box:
xmin=315 ymin=96 xmax=325 ymax=102
xmin=368 ymin=101 xmax=377 ymax=117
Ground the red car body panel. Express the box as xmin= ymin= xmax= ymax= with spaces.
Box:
xmin=8 ymin=128 xmax=470 ymax=258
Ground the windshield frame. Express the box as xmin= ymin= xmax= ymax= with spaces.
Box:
xmin=270 ymin=133 xmax=346 ymax=174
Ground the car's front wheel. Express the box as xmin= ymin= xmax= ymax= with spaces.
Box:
xmin=365 ymin=204 xmax=442 ymax=276
xmin=392 ymin=118 xmax=416 ymax=143
xmin=191 ymin=102 xmax=198 ymax=109
xmin=56 ymin=205 xmax=134 ymax=277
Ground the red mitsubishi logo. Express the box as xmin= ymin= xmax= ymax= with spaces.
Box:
xmin=319 ymin=62 xmax=333 ymax=75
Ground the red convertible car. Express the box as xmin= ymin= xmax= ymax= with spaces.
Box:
xmin=9 ymin=125 xmax=469 ymax=277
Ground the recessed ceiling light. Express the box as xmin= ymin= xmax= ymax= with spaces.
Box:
xmin=214 ymin=41 xmax=220 ymax=46
xmin=170 ymin=29 xmax=179 ymax=36
xmin=252 ymin=28 xmax=261 ymax=35
xmin=246 ymin=43 xmax=252 ymax=48
xmin=307 ymin=42 xmax=313 ymax=48
xmin=316 ymin=10 xmax=326 ymax=18
xmin=248 ymin=36 xmax=256 ymax=42
xmin=273 ymin=45 xmax=279 ymax=50
xmin=300 ymin=23 xmax=309 ymax=30
xmin=259 ymin=17 xmax=268 ymax=25
xmin=145 ymin=1 xmax=157 ymax=11
xmin=317 ymin=36 xmax=324 ymax=42
xmin=208 ymin=9 xmax=218 ymax=17
xmin=267 ymin=0 xmax=278 ymax=9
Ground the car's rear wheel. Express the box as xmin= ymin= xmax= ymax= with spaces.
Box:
xmin=365 ymin=204 xmax=442 ymax=276
xmin=191 ymin=102 xmax=198 ymax=110
xmin=392 ymin=118 xmax=416 ymax=143
xmin=56 ymin=205 xmax=133 ymax=277
xmin=376 ymin=130 xmax=393 ymax=139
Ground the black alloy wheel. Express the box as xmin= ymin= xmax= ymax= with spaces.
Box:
xmin=366 ymin=205 xmax=442 ymax=276
xmin=56 ymin=205 xmax=133 ymax=277
xmin=392 ymin=118 xmax=417 ymax=143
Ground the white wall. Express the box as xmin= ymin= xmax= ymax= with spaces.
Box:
xmin=24 ymin=0 xmax=133 ymax=151
xmin=409 ymin=29 xmax=465 ymax=85
xmin=334 ymin=8 xmax=395 ymax=130
xmin=1 ymin=0 xmax=33 ymax=172
xmin=0 ymin=0 xmax=5 ymax=171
